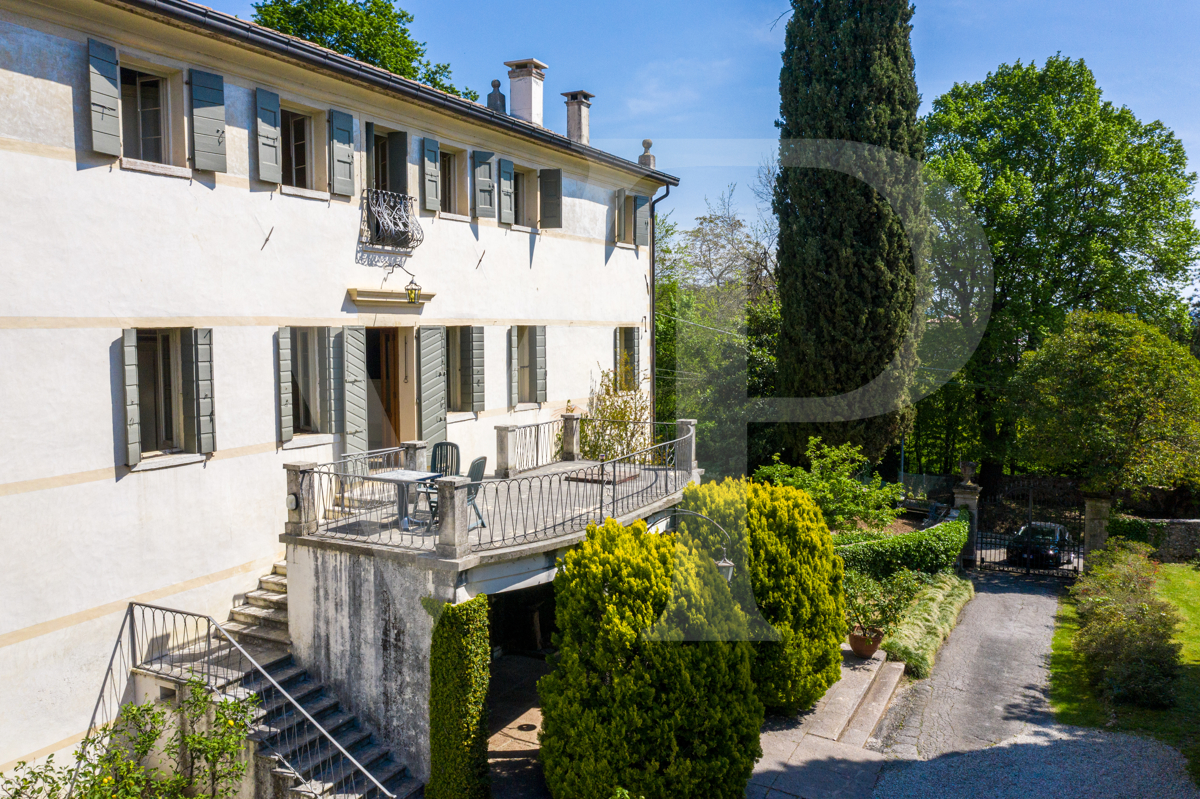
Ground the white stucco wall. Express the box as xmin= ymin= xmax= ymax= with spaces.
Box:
xmin=0 ymin=0 xmax=663 ymax=771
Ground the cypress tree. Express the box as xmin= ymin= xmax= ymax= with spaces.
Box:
xmin=773 ymin=0 xmax=924 ymax=462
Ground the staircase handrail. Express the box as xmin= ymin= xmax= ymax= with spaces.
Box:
xmin=72 ymin=601 xmax=396 ymax=799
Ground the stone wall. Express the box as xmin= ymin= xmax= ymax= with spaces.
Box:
xmin=1146 ymin=519 xmax=1200 ymax=563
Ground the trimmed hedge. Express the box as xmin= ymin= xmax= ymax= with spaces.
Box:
xmin=680 ymin=478 xmax=845 ymax=714
xmin=428 ymin=595 xmax=491 ymax=799
xmin=881 ymin=572 xmax=975 ymax=677
xmin=836 ymin=519 xmax=968 ymax=580
xmin=832 ymin=530 xmax=890 ymax=547
xmin=539 ymin=519 xmax=763 ymax=799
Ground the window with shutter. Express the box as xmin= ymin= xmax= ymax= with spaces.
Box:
xmin=365 ymin=122 xmax=375 ymax=188
xmin=423 ymin=138 xmax=440 ymax=211
xmin=277 ymin=326 xmax=293 ymax=443
xmin=508 ymin=326 xmax=519 ymax=407
xmin=470 ymin=326 xmax=485 ymax=412
xmin=498 ymin=158 xmax=515 ymax=224
xmin=343 ymin=326 xmax=368 ymax=454
xmin=280 ymin=109 xmax=311 ymax=188
xmin=255 ymin=88 xmax=281 ymax=184
xmin=189 ymin=69 xmax=226 ymax=172
xmin=417 ymin=326 xmax=447 ymax=444
xmin=318 ymin=327 xmax=343 ymax=436
xmin=182 ymin=328 xmax=216 ymax=454
xmin=539 ymin=168 xmax=563 ymax=229
xmin=329 ymin=109 xmax=355 ymax=196
xmin=615 ymin=327 xmax=641 ymax=390
xmin=120 ymin=67 xmax=166 ymax=163
xmin=534 ymin=326 xmax=547 ymax=403
xmin=615 ymin=188 xmax=627 ymax=242
xmin=387 ymin=132 xmax=408 ymax=194
xmin=633 ymin=194 xmax=651 ymax=246
xmin=88 ymin=40 xmax=121 ymax=156
xmin=290 ymin=328 xmax=321 ymax=433
xmin=122 ymin=329 xmax=141 ymax=466
xmin=473 ymin=151 xmax=496 ymax=218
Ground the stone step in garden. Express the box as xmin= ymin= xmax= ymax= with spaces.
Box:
xmin=805 ymin=644 xmax=888 ymax=742
xmin=839 ymin=660 xmax=906 ymax=748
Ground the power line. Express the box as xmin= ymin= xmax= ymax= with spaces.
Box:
xmin=656 ymin=313 xmax=746 ymax=338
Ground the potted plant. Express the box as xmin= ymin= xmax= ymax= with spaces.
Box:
xmin=843 ymin=569 xmax=923 ymax=658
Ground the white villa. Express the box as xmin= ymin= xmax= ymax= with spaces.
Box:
xmin=0 ymin=0 xmax=694 ymax=793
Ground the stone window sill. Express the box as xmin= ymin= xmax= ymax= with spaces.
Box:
xmin=281 ymin=184 xmax=331 ymax=201
xmin=514 ymin=402 xmax=541 ymax=412
xmin=131 ymin=452 xmax=207 ymax=472
xmin=614 ymin=241 xmax=636 ymax=250
xmin=120 ymin=158 xmax=193 ymax=180
xmin=509 ymin=224 xmax=538 ymax=234
xmin=447 ymin=411 xmax=478 ymax=424
xmin=282 ymin=433 xmax=336 ymax=450
xmin=438 ymin=211 xmax=472 ymax=223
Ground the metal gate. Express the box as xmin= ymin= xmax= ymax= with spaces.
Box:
xmin=977 ymin=481 xmax=1085 ymax=577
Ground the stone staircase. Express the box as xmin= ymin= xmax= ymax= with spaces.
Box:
xmin=219 ymin=561 xmax=423 ymax=799
xmin=803 ymin=644 xmax=906 ymax=748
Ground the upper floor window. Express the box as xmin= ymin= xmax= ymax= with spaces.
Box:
xmin=120 ymin=68 xmax=165 ymax=163
xmin=281 ymin=109 xmax=310 ymax=188
xmin=373 ymin=134 xmax=389 ymax=191
xmin=440 ymin=150 xmax=456 ymax=213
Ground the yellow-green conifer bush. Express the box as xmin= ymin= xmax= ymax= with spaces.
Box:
xmin=680 ymin=478 xmax=845 ymax=714
xmin=538 ymin=519 xmax=763 ymax=799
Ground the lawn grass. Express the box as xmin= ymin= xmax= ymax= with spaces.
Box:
xmin=881 ymin=571 xmax=974 ymax=678
xmin=1049 ymin=562 xmax=1200 ymax=783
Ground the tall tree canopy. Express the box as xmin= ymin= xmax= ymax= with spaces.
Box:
xmin=923 ymin=55 xmax=1199 ymax=490
xmin=774 ymin=0 xmax=925 ymax=463
xmin=253 ymin=0 xmax=478 ymax=100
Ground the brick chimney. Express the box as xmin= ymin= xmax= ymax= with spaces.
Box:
xmin=562 ymin=91 xmax=594 ymax=145
xmin=504 ymin=58 xmax=548 ymax=126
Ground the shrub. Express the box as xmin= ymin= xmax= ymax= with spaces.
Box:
xmin=832 ymin=530 xmax=890 ymax=547
xmin=679 ymin=478 xmax=845 ymax=714
xmin=428 ymin=595 xmax=490 ymax=799
xmin=836 ymin=519 xmax=968 ymax=580
xmin=753 ymin=438 xmax=903 ymax=532
xmin=882 ymin=572 xmax=975 ymax=677
xmin=1070 ymin=537 xmax=1159 ymax=623
xmin=539 ymin=519 xmax=763 ymax=799
xmin=1107 ymin=515 xmax=1167 ymax=549
xmin=843 ymin=569 xmax=928 ymax=637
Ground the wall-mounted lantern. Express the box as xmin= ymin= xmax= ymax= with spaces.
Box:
xmin=405 ymin=276 xmax=422 ymax=304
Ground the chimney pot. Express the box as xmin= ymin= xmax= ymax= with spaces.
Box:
xmin=562 ymin=90 xmax=594 ymax=145
xmin=487 ymin=79 xmax=506 ymax=114
xmin=638 ymin=139 xmax=655 ymax=169
xmin=504 ymin=58 xmax=548 ymax=126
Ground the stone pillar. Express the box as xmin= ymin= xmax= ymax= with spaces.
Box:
xmin=401 ymin=440 xmax=427 ymax=471
xmin=561 ymin=413 xmax=581 ymax=461
xmin=435 ymin=476 xmax=471 ymax=559
xmin=495 ymin=424 xmax=518 ymax=477
xmin=1084 ymin=494 xmax=1113 ymax=566
xmin=676 ymin=419 xmax=697 ymax=473
xmin=953 ymin=482 xmax=982 ymax=568
xmin=284 ymin=462 xmax=317 ymax=536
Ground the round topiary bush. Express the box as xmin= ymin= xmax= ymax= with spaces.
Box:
xmin=680 ymin=478 xmax=846 ymax=714
xmin=538 ymin=518 xmax=763 ymax=799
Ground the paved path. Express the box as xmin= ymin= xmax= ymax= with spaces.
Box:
xmin=488 ymin=655 xmax=552 ymax=799
xmin=869 ymin=571 xmax=1200 ymax=799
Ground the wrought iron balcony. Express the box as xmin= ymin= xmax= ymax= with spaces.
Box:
xmin=362 ymin=189 xmax=424 ymax=250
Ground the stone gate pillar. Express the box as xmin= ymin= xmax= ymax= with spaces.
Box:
xmin=1083 ymin=494 xmax=1113 ymax=568
xmin=953 ymin=460 xmax=981 ymax=568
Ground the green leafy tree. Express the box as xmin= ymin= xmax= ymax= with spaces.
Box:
xmin=252 ymin=0 xmax=478 ymax=100
xmin=539 ymin=519 xmax=763 ymax=799
xmin=923 ymin=56 xmax=1200 ymax=489
xmin=1010 ymin=311 xmax=1200 ymax=493
xmin=774 ymin=0 xmax=925 ymax=462
xmin=754 ymin=438 xmax=903 ymax=533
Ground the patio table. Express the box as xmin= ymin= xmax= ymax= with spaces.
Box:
xmin=371 ymin=469 xmax=441 ymax=530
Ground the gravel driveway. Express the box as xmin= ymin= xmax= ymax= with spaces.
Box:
xmin=869 ymin=571 xmax=1200 ymax=799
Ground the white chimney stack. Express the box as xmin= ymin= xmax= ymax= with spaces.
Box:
xmin=562 ymin=90 xmax=594 ymax=145
xmin=504 ymin=58 xmax=548 ymax=126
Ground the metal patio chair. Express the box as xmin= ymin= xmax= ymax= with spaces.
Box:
xmin=418 ymin=441 xmax=460 ymax=516
xmin=465 ymin=456 xmax=487 ymax=530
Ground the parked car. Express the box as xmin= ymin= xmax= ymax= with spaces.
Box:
xmin=1006 ymin=523 xmax=1072 ymax=567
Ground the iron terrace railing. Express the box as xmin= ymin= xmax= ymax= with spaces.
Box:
xmin=362 ymin=190 xmax=424 ymax=250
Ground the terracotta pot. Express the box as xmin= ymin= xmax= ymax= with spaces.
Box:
xmin=848 ymin=626 xmax=884 ymax=658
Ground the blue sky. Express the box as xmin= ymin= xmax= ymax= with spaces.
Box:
xmin=211 ymin=0 xmax=1199 ymax=231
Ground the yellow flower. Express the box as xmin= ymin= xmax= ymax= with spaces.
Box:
xmin=227 ymin=720 xmax=235 ymax=727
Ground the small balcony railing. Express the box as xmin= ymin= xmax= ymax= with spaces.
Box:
xmin=363 ymin=189 xmax=424 ymax=250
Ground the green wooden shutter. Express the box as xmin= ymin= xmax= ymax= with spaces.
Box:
xmin=423 ymin=138 xmax=440 ymax=211
xmin=122 ymin=329 xmax=141 ymax=466
xmin=255 ymin=88 xmax=281 ymax=184
xmin=278 ymin=327 xmax=293 ymax=443
xmin=318 ymin=327 xmax=343 ymax=435
xmin=539 ymin=168 xmax=562 ymax=229
xmin=508 ymin=326 xmax=519 ymax=406
xmin=468 ymin=323 xmax=487 ymax=410
xmin=189 ymin=69 xmax=226 ymax=172
xmin=613 ymin=327 xmax=620 ymax=374
xmin=88 ymin=39 xmax=120 ymax=156
xmin=534 ymin=326 xmax=547 ymax=403
xmin=182 ymin=328 xmax=216 ymax=454
xmin=365 ymin=122 xmax=375 ymax=188
xmin=388 ymin=132 xmax=408 ymax=194
xmin=634 ymin=195 xmax=651 ymax=246
xmin=623 ymin=327 xmax=640 ymax=388
xmin=343 ymin=326 xmax=368 ymax=454
xmin=498 ymin=159 xmax=515 ymax=224
xmin=472 ymin=150 xmax=496 ymax=218
xmin=615 ymin=189 xmax=627 ymax=242
xmin=329 ymin=109 xmax=355 ymax=196
xmin=418 ymin=326 xmax=447 ymax=445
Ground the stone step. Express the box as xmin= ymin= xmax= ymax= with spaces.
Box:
xmin=231 ymin=603 xmax=290 ymax=631
xmin=805 ymin=644 xmax=887 ymax=742
xmin=225 ymin=620 xmax=292 ymax=647
xmin=839 ymin=660 xmax=906 ymax=748
xmin=273 ymin=560 xmax=288 ymax=577
xmin=247 ymin=589 xmax=289 ymax=610
xmin=260 ymin=574 xmax=288 ymax=593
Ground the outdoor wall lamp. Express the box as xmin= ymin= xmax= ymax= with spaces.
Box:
xmin=671 ymin=508 xmax=736 ymax=583
xmin=405 ymin=276 xmax=422 ymax=304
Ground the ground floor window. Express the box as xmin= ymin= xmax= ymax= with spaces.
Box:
xmin=135 ymin=329 xmax=182 ymax=453
xmin=291 ymin=327 xmax=319 ymax=433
